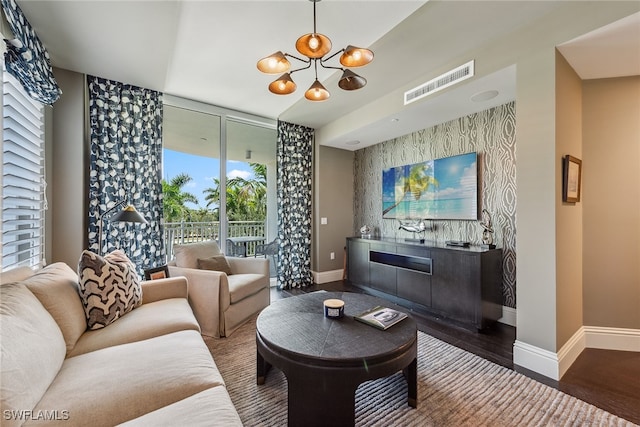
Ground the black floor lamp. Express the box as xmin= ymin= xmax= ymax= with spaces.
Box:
xmin=97 ymin=200 xmax=148 ymax=255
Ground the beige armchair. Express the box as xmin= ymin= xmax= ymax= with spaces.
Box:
xmin=167 ymin=241 xmax=270 ymax=338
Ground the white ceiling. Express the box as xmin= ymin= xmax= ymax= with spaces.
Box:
xmin=13 ymin=1 xmax=640 ymax=151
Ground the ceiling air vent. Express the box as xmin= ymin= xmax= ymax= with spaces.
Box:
xmin=404 ymin=60 xmax=475 ymax=105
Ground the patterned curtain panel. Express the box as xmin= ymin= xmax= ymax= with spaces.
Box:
xmin=276 ymin=120 xmax=314 ymax=289
xmin=87 ymin=75 xmax=164 ymax=275
xmin=1 ymin=0 xmax=61 ymax=104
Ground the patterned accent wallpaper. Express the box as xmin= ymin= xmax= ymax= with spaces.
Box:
xmin=353 ymin=102 xmax=517 ymax=308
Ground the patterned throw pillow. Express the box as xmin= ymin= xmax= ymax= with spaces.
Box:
xmin=77 ymin=250 xmax=143 ymax=330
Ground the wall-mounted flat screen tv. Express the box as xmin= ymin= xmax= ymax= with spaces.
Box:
xmin=382 ymin=152 xmax=478 ymax=220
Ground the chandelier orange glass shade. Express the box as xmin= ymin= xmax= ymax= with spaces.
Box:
xmin=256 ymin=0 xmax=374 ymax=101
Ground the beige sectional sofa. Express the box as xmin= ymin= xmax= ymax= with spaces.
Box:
xmin=0 ymin=262 xmax=242 ymax=426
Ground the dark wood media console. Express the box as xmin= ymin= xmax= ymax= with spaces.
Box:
xmin=347 ymin=237 xmax=503 ymax=330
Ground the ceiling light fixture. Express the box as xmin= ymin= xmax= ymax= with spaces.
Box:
xmin=257 ymin=0 xmax=374 ymax=102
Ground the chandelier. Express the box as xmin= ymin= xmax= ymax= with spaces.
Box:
xmin=257 ymin=0 xmax=374 ymax=101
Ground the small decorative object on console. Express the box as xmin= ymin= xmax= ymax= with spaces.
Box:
xmin=398 ymin=219 xmax=427 ymax=243
xmin=355 ymin=305 xmax=408 ymax=330
xmin=360 ymin=225 xmax=371 ymax=239
xmin=480 ymin=209 xmax=496 ymax=249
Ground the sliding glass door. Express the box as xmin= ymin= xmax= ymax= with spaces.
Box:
xmin=161 ymin=97 xmax=276 ymax=269
xmin=162 ymin=105 xmax=221 ymax=260
xmin=225 ymin=119 xmax=277 ymax=259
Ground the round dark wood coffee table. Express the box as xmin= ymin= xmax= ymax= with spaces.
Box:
xmin=256 ymin=291 xmax=417 ymax=427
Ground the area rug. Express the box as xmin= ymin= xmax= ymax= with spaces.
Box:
xmin=204 ymin=318 xmax=636 ymax=426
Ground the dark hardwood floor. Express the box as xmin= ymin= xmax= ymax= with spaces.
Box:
xmin=270 ymin=281 xmax=640 ymax=424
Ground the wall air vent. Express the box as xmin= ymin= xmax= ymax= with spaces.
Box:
xmin=404 ymin=60 xmax=475 ymax=105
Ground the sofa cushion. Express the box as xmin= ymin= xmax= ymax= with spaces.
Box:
xmin=29 ymin=330 xmax=224 ymax=427
xmin=227 ymin=273 xmax=268 ymax=304
xmin=1 ymin=283 xmax=67 ymax=427
xmin=198 ymin=255 xmax=233 ymax=275
xmin=0 ymin=266 xmax=34 ymax=284
xmin=68 ymin=298 xmax=200 ymax=357
xmin=23 ymin=262 xmax=87 ymax=354
xmin=78 ymin=250 xmax=143 ymax=330
xmin=173 ymin=240 xmax=221 ymax=269
xmin=118 ymin=387 xmax=242 ymax=427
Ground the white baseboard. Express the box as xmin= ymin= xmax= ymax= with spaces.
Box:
xmin=584 ymin=326 xmax=640 ymax=352
xmin=498 ymin=306 xmax=517 ymax=327
xmin=515 ymin=326 xmax=640 ymax=381
xmin=312 ymin=269 xmax=344 ymax=284
xmin=557 ymin=327 xmax=587 ymax=379
xmin=513 ymin=340 xmax=560 ymax=380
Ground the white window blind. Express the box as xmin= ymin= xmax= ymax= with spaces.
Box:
xmin=2 ymin=68 xmax=46 ymax=271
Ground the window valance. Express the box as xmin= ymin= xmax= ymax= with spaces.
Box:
xmin=1 ymin=0 xmax=61 ymax=104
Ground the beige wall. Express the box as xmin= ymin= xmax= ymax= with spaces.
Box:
xmin=582 ymin=76 xmax=640 ymax=329
xmin=313 ymin=145 xmax=354 ymax=273
xmin=555 ymin=52 xmax=584 ymax=348
xmin=49 ymin=68 xmax=87 ymax=268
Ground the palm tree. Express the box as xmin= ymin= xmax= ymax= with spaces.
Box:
xmin=203 ymin=177 xmax=221 ymax=211
xmin=203 ymin=163 xmax=267 ymax=221
xmin=162 ymin=173 xmax=199 ymax=222
xmin=382 ymin=162 xmax=438 ymax=217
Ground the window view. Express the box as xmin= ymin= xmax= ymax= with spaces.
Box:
xmin=162 ymin=106 xmax=220 ymax=261
xmin=162 ymin=104 xmax=276 ymax=274
xmin=225 ymin=119 xmax=277 ymax=265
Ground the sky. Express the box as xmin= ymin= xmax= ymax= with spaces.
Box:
xmin=163 ymin=149 xmax=255 ymax=208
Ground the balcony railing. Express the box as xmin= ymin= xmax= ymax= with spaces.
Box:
xmin=163 ymin=221 xmax=265 ymax=261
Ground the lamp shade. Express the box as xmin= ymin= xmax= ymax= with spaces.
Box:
xmin=268 ymin=73 xmax=297 ymax=95
xmin=338 ymin=69 xmax=367 ymax=91
xmin=304 ymin=79 xmax=330 ymax=101
xmin=110 ymin=205 xmax=148 ymax=224
xmin=296 ymin=33 xmax=332 ymax=58
xmin=339 ymin=45 xmax=374 ymax=67
xmin=257 ymin=51 xmax=291 ymax=74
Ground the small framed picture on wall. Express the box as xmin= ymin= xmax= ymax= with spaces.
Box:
xmin=563 ymin=155 xmax=582 ymax=203
xmin=144 ymin=265 xmax=169 ymax=280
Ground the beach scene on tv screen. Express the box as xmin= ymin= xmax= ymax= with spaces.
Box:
xmin=382 ymin=152 xmax=478 ymax=220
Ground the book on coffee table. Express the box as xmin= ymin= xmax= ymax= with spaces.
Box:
xmin=355 ymin=306 xmax=408 ymax=330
